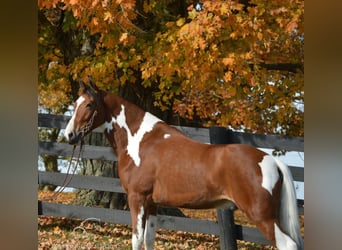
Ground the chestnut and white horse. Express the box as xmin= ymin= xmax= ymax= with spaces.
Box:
xmin=64 ymin=80 xmax=303 ymax=250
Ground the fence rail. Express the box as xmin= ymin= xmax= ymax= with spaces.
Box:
xmin=38 ymin=113 xmax=304 ymax=249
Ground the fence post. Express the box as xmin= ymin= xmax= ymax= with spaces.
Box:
xmin=209 ymin=127 xmax=238 ymax=250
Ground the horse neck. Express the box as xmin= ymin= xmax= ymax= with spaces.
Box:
xmin=102 ymin=93 xmax=147 ymax=155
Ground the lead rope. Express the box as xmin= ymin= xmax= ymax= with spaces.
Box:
xmin=45 ymin=140 xmax=84 ymax=201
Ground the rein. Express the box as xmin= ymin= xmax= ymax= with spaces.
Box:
xmin=45 ymin=140 xmax=84 ymax=201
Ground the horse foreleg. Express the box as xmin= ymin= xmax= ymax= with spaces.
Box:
xmin=144 ymin=204 xmax=157 ymax=250
xmin=129 ymin=194 xmax=146 ymax=250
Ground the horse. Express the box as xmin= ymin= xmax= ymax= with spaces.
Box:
xmin=64 ymin=79 xmax=303 ymax=250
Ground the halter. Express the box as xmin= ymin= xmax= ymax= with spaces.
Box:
xmin=81 ymin=86 xmax=99 ymax=136
xmin=82 ymin=109 xmax=98 ymax=136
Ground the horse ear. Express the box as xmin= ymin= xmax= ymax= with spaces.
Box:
xmin=88 ymin=76 xmax=100 ymax=92
xmin=79 ymin=79 xmax=87 ymax=92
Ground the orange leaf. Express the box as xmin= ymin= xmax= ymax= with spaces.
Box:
xmin=176 ymin=18 xmax=185 ymax=27
xmin=286 ymin=20 xmax=297 ymax=32
xmin=223 ymin=71 xmax=233 ymax=82
xmin=119 ymin=33 xmax=128 ymax=44
xmin=222 ymin=57 xmax=234 ymax=66
xmin=69 ymin=0 xmax=77 ymax=5
xmin=227 ymin=86 xmax=236 ymax=97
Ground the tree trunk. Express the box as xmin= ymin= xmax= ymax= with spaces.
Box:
xmin=74 ymin=132 xmax=128 ymax=209
xmin=39 ymin=155 xmax=59 ymax=191
xmin=39 ymin=128 xmax=60 ymax=191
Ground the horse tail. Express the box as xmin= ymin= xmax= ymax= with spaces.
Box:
xmin=274 ymin=157 xmax=304 ymax=250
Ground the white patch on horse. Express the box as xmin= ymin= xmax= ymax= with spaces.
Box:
xmin=258 ymin=155 xmax=279 ymax=195
xmin=64 ymin=96 xmax=85 ymax=140
xmin=112 ymin=105 xmax=161 ymax=166
xmin=274 ymin=223 xmax=297 ymax=250
xmin=99 ymin=117 xmax=115 ymax=133
xmin=163 ymin=134 xmax=171 ymax=139
xmin=132 ymin=206 xmax=145 ymax=250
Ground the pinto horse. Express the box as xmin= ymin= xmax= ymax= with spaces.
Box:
xmin=64 ymin=80 xmax=303 ymax=250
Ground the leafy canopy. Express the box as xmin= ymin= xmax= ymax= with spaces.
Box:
xmin=38 ymin=0 xmax=304 ymax=136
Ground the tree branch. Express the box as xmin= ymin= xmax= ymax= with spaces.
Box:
xmin=250 ymin=63 xmax=303 ymax=73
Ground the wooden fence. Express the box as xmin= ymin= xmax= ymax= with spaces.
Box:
xmin=38 ymin=113 xmax=304 ymax=249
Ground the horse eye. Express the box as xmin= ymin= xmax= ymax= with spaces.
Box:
xmin=86 ymin=103 xmax=93 ymax=109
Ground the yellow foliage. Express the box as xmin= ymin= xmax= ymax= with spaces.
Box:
xmin=38 ymin=0 xmax=303 ymax=135
xmin=176 ymin=18 xmax=185 ymax=27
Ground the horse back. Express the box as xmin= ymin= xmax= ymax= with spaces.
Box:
xmin=135 ymin=124 xmax=268 ymax=209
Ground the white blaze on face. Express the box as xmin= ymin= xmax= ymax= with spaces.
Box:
xmin=64 ymin=96 xmax=85 ymax=141
xmin=163 ymin=134 xmax=171 ymax=139
xmin=102 ymin=105 xmax=161 ymax=167
xmin=258 ymin=155 xmax=280 ymax=195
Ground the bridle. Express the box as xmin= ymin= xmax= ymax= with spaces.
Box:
xmin=82 ymin=109 xmax=98 ymax=136
xmin=81 ymin=87 xmax=100 ymax=137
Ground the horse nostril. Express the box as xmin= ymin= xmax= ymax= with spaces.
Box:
xmin=68 ymin=132 xmax=74 ymax=139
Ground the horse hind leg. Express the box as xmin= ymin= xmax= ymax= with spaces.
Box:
xmin=255 ymin=219 xmax=297 ymax=250
xmin=144 ymin=204 xmax=157 ymax=250
xmin=274 ymin=222 xmax=298 ymax=250
xmin=246 ymin=180 xmax=298 ymax=249
xmin=250 ymin=194 xmax=299 ymax=249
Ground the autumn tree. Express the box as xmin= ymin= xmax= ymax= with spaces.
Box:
xmin=38 ymin=0 xmax=303 ymax=204
xmin=141 ymin=0 xmax=304 ymax=136
xmin=39 ymin=0 xmax=303 ymax=135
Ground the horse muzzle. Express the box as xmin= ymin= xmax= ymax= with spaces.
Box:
xmin=65 ymin=131 xmax=83 ymax=145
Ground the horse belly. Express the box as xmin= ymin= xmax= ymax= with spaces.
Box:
xmin=148 ymin=140 xmax=232 ymax=208
xmin=152 ymin=190 xmax=232 ymax=209
xmin=151 ymin=176 xmax=224 ymax=209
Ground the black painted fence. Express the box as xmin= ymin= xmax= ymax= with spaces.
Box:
xmin=38 ymin=113 xmax=304 ymax=249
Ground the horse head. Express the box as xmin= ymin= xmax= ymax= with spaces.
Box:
xmin=64 ymin=77 xmax=106 ymax=145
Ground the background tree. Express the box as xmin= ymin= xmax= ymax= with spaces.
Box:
xmin=38 ymin=0 xmax=303 ymax=207
xmin=141 ymin=0 xmax=304 ymax=135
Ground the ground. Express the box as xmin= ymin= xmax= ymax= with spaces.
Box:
xmin=38 ymin=190 xmax=304 ymax=250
